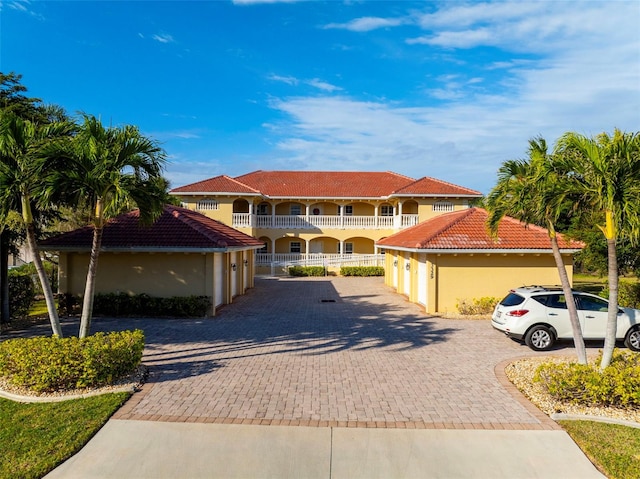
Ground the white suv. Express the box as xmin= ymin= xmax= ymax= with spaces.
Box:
xmin=491 ymin=286 xmax=640 ymax=351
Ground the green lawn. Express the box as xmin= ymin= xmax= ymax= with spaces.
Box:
xmin=559 ymin=420 xmax=640 ymax=479
xmin=0 ymin=393 xmax=130 ymax=479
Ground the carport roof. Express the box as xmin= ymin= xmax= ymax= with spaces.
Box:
xmin=376 ymin=207 xmax=584 ymax=252
xmin=39 ymin=205 xmax=265 ymax=252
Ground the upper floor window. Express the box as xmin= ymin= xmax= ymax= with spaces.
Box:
xmin=196 ymin=199 xmax=219 ymax=211
xmin=290 ymin=204 xmax=302 ymax=216
xmin=344 ymin=205 xmax=353 ymax=216
xmin=257 ymin=203 xmax=269 ymax=215
xmin=380 ymin=205 xmax=394 ymax=216
xmin=433 ymin=201 xmax=454 ymax=212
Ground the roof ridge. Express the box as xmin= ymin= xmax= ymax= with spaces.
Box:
xmin=424 ymin=176 xmax=482 ymax=195
xmin=166 ymin=205 xmax=231 ymax=246
xmin=417 ymin=208 xmax=477 ymax=247
xmin=386 ymin=170 xmax=416 ymax=183
xmin=223 ymin=175 xmax=261 ymax=193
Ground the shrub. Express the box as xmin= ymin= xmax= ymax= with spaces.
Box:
xmin=340 ymin=266 xmax=385 ymax=277
xmin=601 ymin=281 xmax=640 ymax=309
xmin=534 ymin=350 xmax=640 ymax=408
xmin=456 ymin=297 xmax=500 ymax=315
xmin=289 ymin=266 xmax=326 ymax=277
xmin=88 ymin=293 xmax=211 ymax=317
xmin=11 ymin=261 xmax=58 ymax=296
xmin=8 ymin=270 xmax=34 ymax=319
xmin=0 ymin=330 xmax=145 ymax=393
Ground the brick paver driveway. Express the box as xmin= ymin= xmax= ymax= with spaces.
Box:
xmin=105 ymin=277 xmax=561 ymax=429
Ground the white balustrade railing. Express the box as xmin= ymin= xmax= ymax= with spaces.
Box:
xmin=255 ymin=253 xmax=385 ymax=267
xmin=236 ymin=214 xmax=417 ymax=230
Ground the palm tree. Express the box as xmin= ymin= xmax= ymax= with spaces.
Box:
xmin=50 ymin=114 xmax=167 ymax=338
xmin=486 ymin=137 xmax=587 ymax=364
xmin=0 ymin=111 xmax=75 ymax=336
xmin=555 ymin=129 xmax=640 ymax=370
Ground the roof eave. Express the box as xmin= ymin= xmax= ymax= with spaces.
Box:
xmin=40 ymin=245 xmax=264 ymax=253
xmin=389 ymin=193 xmax=482 ymax=198
xmin=171 ymin=191 xmax=263 ymax=197
xmin=376 ymin=245 xmax=583 ymax=254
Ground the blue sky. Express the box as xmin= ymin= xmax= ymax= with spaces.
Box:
xmin=2 ymin=0 xmax=639 ymax=194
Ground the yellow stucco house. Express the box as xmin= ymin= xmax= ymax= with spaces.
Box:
xmin=40 ymin=205 xmax=264 ymax=316
xmin=376 ymin=208 xmax=584 ymax=314
xmin=170 ymin=170 xmax=482 ymax=273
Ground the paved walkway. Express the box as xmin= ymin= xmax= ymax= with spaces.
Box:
xmin=42 ymin=277 xmax=605 ymax=478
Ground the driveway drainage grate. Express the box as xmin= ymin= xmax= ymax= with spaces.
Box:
xmin=320 ymin=299 xmax=336 ymax=303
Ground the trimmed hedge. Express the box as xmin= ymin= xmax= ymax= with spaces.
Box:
xmin=456 ymin=297 xmax=500 ymax=315
xmin=0 ymin=330 xmax=145 ymax=393
xmin=340 ymin=266 xmax=385 ymax=277
xmin=59 ymin=293 xmax=211 ymax=318
xmin=8 ymin=270 xmax=34 ymax=319
xmin=601 ymin=281 xmax=640 ymax=309
xmin=534 ymin=350 xmax=640 ymax=408
xmin=289 ymin=266 xmax=326 ymax=277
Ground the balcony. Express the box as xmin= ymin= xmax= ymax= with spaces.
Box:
xmin=232 ymin=214 xmax=419 ymax=230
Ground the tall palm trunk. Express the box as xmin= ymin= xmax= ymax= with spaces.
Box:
xmin=600 ymin=237 xmax=618 ymax=370
xmin=549 ymin=231 xmax=587 ymax=364
xmin=78 ymin=224 xmax=104 ymax=338
xmin=24 ymin=218 xmax=63 ymax=337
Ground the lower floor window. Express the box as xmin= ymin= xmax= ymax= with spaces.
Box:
xmin=290 ymin=241 xmax=301 ymax=253
xmin=340 ymin=242 xmax=353 ymax=254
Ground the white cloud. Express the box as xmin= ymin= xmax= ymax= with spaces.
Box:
xmin=324 ymin=16 xmax=405 ymax=32
xmin=152 ymin=33 xmax=175 ymax=44
xmin=268 ymin=74 xmax=299 ymax=86
xmin=258 ymin=1 xmax=640 ymax=193
xmin=306 ymin=79 xmax=342 ymax=92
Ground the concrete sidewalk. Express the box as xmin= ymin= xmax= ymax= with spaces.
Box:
xmin=46 ymin=420 xmax=605 ymax=479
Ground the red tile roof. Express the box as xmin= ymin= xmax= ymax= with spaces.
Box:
xmin=171 ymin=175 xmax=261 ymax=195
xmin=393 ymin=176 xmax=481 ymax=196
xmin=40 ymin=205 xmax=264 ymax=252
xmin=170 ymin=170 xmax=482 ymax=199
xmin=376 ymin=208 xmax=584 ymax=251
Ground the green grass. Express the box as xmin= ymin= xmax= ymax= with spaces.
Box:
xmin=27 ymin=299 xmax=50 ymax=318
xmin=559 ymin=420 xmax=640 ymax=479
xmin=0 ymin=393 xmax=130 ymax=479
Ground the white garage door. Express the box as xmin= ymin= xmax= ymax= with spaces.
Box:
xmin=214 ymin=253 xmax=223 ymax=307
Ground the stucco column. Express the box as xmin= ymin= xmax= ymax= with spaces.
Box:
xmin=339 ymin=240 xmax=345 ymax=255
xmin=249 ymin=202 xmax=254 ymax=227
xmin=374 ymin=204 xmax=379 ymax=228
xmin=305 ymin=239 xmax=310 ymax=261
xmin=340 ymin=204 xmax=344 ymax=229
xmin=271 ymin=203 xmax=276 ymax=228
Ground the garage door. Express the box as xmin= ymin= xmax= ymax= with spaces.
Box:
xmin=214 ymin=253 xmax=223 ymax=307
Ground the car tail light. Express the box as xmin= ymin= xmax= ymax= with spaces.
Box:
xmin=507 ymin=309 xmax=529 ymax=317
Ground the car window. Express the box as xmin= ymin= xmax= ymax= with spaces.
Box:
xmin=576 ymin=295 xmax=609 ymax=312
xmin=533 ymin=294 xmax=568 ymax=309
xmin=500 ymin=293 xmax=525 ymax=306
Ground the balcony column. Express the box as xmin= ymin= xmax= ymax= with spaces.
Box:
xmin=248 ymin=202 xmax=254 ymax=227
xmin=271 ymin=203 xmax=276 ymax=228
xmin=305 ymin=239 xmax=310 ymax=262
xmin=374 ymin=205 xmax=379 ymax=228
xmin=340 ymin=205 xmax=344 ymax=229
xmin=397 ymin=201 xmax=404 ymax=228
xmin=305 ymin=204 xmax=310 ymax=230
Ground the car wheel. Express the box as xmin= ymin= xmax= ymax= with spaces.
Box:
xmin=524 ymin=325 xmax=554 ymax=351
xmin=624 ymin=327 xmax=640 ymax=352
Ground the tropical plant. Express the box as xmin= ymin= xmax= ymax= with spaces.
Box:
xmin=0 ymin=111 xmax=75 ymax=336
xmin=486 ymin=137 xmax=587 ymax=364
xmin=49 ymin=114 xmax=168 ymax=338
xmin=555 ymin=129 xmax=640 ymax=370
